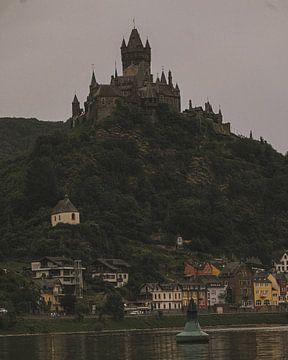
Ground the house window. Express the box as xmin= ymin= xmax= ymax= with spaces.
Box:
xmin=71 ymin=213 xmax=75 ymax=220
xmin=54 ymin=216 xmax=56 ymax=221
xmin=264 ymin=300 xmax=270 ymax=306
xmin=256 ymin=300 xmax=261 ymax=306
xmin=101 ymin=98 xmax=105 ymax=105
xmin=163 ymin=293 xmax=166 ymax=299
xmin=59 ymin=215 xmax=61 ymax=220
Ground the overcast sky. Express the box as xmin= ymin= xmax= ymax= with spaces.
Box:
xmin=1 ymin=0 xmax=288 ymax=152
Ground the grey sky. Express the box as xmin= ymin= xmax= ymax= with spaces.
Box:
xmin=1 ymin=0 xmax=288 ymax=152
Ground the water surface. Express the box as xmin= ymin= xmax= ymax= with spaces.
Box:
xmin=1 ymin=327 xmax=288 ymax=359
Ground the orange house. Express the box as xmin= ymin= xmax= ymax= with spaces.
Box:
xmin=184 ymin=261 xmax=220 ymax=278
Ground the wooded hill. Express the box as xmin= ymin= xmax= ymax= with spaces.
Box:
xmin=0 ymin=105 xmax=288 ymax=273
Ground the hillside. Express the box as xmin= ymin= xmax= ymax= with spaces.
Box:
xmin=0 ymin=118 xmax=66 ymax=159
xmin=0 ymin=104 xmax=288 ymax=281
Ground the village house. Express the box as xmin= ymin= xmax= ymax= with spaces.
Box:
xmin=253 ymin=273 xmax=279 ymax=308
xmin=274 ymin=251 xmax=288 ymax=273
xmin=200 ymin=276 xmax=227 ymax=307
xmin=34 ymin=279 xmax=64 ymax=312
xmin=91 ymin=258 xmax=130 ymax=288
xmin=184 ymin=261 xmax=220 ymax=278
xmin=219 ymin=262 xmax=254 ymax=308
xmin=180 ymin=280 xmax=208 ymax=310
xmin=51 ymin=195 xmax=80 ymax=227
xmin=31 ymin=256 xmax=84 ymax=298
xmin=275 ymin=273 xmax=288 ymax=306
xmin=139 ymin=283 xmax=182 ymax=311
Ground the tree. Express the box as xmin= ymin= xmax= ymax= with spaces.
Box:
xmin=103 ymin=292 xmax=124 ymax=321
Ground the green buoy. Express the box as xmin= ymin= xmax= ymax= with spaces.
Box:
xmin=176 ymin=299 xmax=209 ymax=343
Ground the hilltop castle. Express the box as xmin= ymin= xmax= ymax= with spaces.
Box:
xmin=71 ymin=26 xmax=230 ymax=135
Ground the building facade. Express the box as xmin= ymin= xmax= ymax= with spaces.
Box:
xmin=139 ymin=283 xmax=182 ymax=311
xmin=51 ymin=195 xmax=80 ymax=227
xmin=72 ymin=27 xmax=181 ymax=126
xmin=31 ymin=256 xmax=84 ymax=298
xmin=91 ymin=258 xmax=130 ymax=288
xmin=219 ymin=262 xmax=254 ymax=308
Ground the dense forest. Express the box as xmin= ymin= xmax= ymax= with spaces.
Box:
xmin=0 ymin=104 xmax=288 ymax=273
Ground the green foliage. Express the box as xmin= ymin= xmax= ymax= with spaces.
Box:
xmin=0 ymin=269 xmax=39 ymax=314
xmin=103 ymin=292 xmax=124 ymax=321
xmin=0 ymin=107 xmax=288 ymax=273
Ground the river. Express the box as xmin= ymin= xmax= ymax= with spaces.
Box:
xmin=1 ymin=326 xmax=288 ymax=359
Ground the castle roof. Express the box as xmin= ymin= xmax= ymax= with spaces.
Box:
xmin=51 ymin=195 xmax=78 ymax=215
xmin=95 ymin=85 xmax=122 ymax=97
xmin=127 ymin=28 xmax=143 ymax=49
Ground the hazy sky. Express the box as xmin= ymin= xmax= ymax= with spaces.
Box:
xmin=1 ymin=0 xmax=288 ymax=152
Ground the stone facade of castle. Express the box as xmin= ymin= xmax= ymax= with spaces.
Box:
xmin=71 ymin=27 xmax=230 ymax=135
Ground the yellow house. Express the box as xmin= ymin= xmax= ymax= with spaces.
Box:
xmin=36 ymin=279 xmax=64 ymax=312
xmin=253 ymin=273 xmax=279 ymax=308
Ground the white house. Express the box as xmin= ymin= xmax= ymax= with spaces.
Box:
xmin=274 ymin=252 xmax=288 ymax=273
xmin=51 ymin=195 xmax=80 ymax=227
xmin=139 ymin=283 xmax=182 ymax=311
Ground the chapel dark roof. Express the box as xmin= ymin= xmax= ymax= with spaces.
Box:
xmin=51 ymin=195 xmax=78 ymax=215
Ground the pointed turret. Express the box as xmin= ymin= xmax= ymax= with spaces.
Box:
xmin=90 ymin=71 xmax=97 ymax=88
xmin=72 ymin=94 xmax=81 ymax=117
xmin=161 ymin=70 xmax=167 ymax=84
xmin=121 ymin=38 xmax=127 ymax=49
xmin=168 ymin=70 xmax=172 ymax=86
xmin=189 ymin=99 xmax=193 ymax=110
xmin=175 ymin=83 xmax=179 ymax=91
xmin=73 ymin=94 xmax=79 ymax=104
xmin=250 ymin=130 xmax=253 ymax=139
xmin=115 ymin=62 xmax=118 ymax=78
xmin=145 ymin=38 xmax=151 ymax=49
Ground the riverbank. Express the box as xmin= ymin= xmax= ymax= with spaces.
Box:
xmin=1 ymin=312 xmax=288 ymax=336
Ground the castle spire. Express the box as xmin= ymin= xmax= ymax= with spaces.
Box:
xmin=90 ymin=71 xmax=97 ymax=87
xmin=121 ymin=38 xmax=127 ymax=48
xmin=145 ymin=37 xmax=151 ymax=49
xmin=115 ymin=61 xmax=118 ymax=78
xmin=168 ymin=70 xmax=172 ymax=86
xmin=161 ymin=70 xmax=167 ymax=84
xmin=189 ymin=99 xmax=193 ymax=110
xmin=72 ymin=93 xmax=81 ymax=117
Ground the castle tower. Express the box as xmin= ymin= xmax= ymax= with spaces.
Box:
xmin=51 ymin=195 xmax=80 ymax=227
xmin=72 ymin=94 xmax=81 ymax=118
xmin=121 ymin=28 xmax=151 ymax=77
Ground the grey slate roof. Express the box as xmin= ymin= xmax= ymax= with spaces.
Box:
xmin=95 ymin=258 xmax=131 ymax=271
xmin=95 ymin=85 xmax=121 ymax=97
xmin=51 ymin=195 xmax=78 ymax=215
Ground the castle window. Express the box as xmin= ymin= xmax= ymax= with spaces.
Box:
xmin=54 ymin=216 xmax=56 ymax=221
xmin=71 ymin=213 xmax=75 ymax=221
xmin=101 ymin=98 xmax=105 ymax=105
xmin=59 ymin=215 xmax=61 ymax=220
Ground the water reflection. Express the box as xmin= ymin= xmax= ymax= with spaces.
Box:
xmin=1 ymin=327 xmax=288 ymax=360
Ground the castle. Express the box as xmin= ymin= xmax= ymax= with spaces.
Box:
xmin=71 ymin=26 xmax=230 ymax=135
